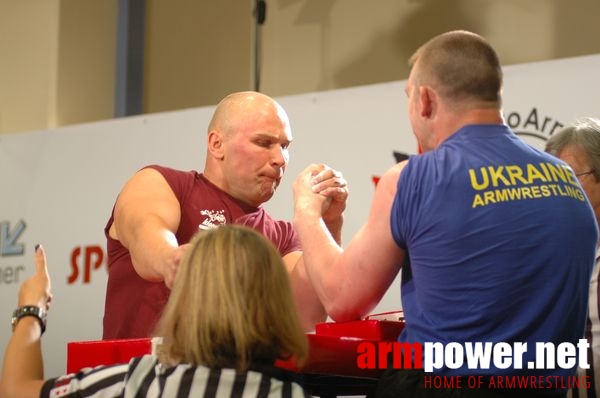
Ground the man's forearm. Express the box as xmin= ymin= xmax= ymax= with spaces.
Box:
xmin=125 ymin=227 xmax=180 ymax=282
xmin=289 ymin=258 xmax=327 ymax=331
xmin=324 ymin=214 xmax=344 ymax=245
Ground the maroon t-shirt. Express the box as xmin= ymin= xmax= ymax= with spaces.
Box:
xmin=102 ymin=165 xmax=301 ymax=339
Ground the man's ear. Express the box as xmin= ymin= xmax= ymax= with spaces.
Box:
xmin=207 ymin=130 xmax=225 ymax=159
xmin=419 ymin=86 xmax=436 ymax=119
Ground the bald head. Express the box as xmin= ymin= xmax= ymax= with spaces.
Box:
xmin=409 ymin=30 xmax=502 ymax=108
xmin=208 ymin=91 xmax=290 ymax=137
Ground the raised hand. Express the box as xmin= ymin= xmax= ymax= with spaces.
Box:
xmin=18 ymin=245 xmax=52 ymax=311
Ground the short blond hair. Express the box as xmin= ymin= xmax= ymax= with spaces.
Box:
xmin=154 ymin=225 xmax=308 ymax=371
xmin=409 ymin=30 xmax=502 ymax=106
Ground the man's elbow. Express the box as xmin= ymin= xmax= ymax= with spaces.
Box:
xmin=326 ymin=301 xmax=366 ymax=323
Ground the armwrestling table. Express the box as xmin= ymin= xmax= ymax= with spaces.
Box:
xmin=67 ymin=314 xmax=404 ymax=397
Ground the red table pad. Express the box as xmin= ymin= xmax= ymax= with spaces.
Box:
xmin=67 ymin=317 xmax=405 ymax=378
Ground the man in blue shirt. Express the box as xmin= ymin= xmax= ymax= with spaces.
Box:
xmin=293 ymin=30 xmax=597 ymax=397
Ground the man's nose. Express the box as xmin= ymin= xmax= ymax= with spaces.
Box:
xmin=271 ymin=145 xmax=288 ymax=166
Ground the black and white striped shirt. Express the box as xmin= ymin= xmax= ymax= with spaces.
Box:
xmin=42 ymin=355 xmax=310 ymax=398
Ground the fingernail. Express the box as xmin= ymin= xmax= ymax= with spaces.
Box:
xmin=34 ymin=244 xmax=41 ymax=252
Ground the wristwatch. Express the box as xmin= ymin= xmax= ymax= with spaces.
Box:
xmin=11 ymin=306 xmax=46 ymax=334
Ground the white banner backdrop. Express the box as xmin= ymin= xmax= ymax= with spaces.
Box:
xmin=1 ymin=54 xmax=599 ymax=378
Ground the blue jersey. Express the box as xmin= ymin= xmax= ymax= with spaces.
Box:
xmin=391 ymin=124 xmax=597 ymax=384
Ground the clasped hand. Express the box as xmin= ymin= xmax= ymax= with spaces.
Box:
xmin=294 ymin=164 xmax=348 ymax=222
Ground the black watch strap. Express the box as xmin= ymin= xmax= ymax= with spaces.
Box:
xmin=11 ymin=305 xmax=46 ymax=334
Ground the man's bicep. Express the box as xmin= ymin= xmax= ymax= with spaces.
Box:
xmin=113 ymin=168 xmax=181 ymax=246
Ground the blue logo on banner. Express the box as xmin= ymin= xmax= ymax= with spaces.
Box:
xmin=1 ymin=220 xmax=26 ymax=257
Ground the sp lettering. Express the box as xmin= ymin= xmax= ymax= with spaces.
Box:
xmin=68 ymin=245 xmax=106 ymax=284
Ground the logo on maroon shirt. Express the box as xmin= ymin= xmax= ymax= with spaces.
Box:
xmin=198 ymin=209 xmax=226 ymax=230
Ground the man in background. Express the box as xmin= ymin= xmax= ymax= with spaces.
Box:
xmin=546 ymin=117 xmax=600 ymax=398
